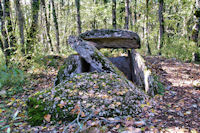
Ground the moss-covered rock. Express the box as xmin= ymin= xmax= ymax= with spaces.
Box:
xmin=27 ymin=72 xmax=148 ymax=126
xmin=54 ymin=54 xmax=83 ymax=86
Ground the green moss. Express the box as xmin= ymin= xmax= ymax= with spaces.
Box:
xmin=27 ymin=97 xmax=48 ymax=126
xmin=153 ymin=75 xmax=165 ymax=95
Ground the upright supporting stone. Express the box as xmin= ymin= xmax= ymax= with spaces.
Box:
xmin=130 ymin=49 xmax=158 ymax=96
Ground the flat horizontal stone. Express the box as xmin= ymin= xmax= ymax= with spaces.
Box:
xmin=79 ymin=29 xmax=140 ymax=49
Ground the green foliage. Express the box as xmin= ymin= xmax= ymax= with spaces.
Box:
xmin=162 ymin=36 xmax=199 ymax=61
xmin=0 ymin=65 xmax=25 ymax=96
xmin=153 ymin=75 xmax=165 ymax=95
xmin=27 ymin=98 xmax=48 ymax=126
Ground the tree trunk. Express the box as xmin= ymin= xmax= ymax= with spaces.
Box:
xmin=191 ymin=0 xmax=200 ymax=61
xmin=26 ymin=0 xmax=40 ymax=54
xmin=41 ymin=0 xmax=54 ymax=52
xmin=51 ymin=0 xmax=60 ymax=53
xmin=134 ymin=0 xmax=137 ymax=32
xmin=112 ymin=0 xmax=117 ymax=29
xmin=2 ymin=0 xmax=16 ymax=55
xmin=125 ymin=0 xmax=129 ymax=30
xmin=75 ymin=0 xmax=81 ymax=35
xmin=145 ymin=0 xmax=151 ymax=55
xmin=158 ymin=0 xmax=164 ymax=55
xmin=14 ymin=0 xmax=25 ymax=54
xmin=192 ymin=0 xmax=200 ymax=45
xmin=129 ymin=2 xmax=133 ymax=30
xmin=0 ymin=1 xmax=4 ymax=52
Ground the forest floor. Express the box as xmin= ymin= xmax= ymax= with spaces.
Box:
xmin=0 ymin=56 xmax=199 ymax=133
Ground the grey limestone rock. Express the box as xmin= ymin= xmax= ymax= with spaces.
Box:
xmin=79 ymin=29 xmax=140 ymax=49
xmin=130 ymin=49 xmax=160 ymax=96
xmin=54 ymin=54 xmax=84 ymax=86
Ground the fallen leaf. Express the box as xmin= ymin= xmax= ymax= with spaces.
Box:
xmin=44 ymin=114 xmax=51 ymax=122
xmin=81 ymin=112 xmax=86 ymax=117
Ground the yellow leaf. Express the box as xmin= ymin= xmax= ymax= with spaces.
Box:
xmin=44 ymin=114 xmax=51 ymax=122
xmin=151 ymin=109 xmax=155 ymax=113
xmin=11 ymin=97 xmax=15 ymax=101
xmin=141 ymin=104 xmax=146 ymax=108
xmin=0 ymin=109 xmax=2 ymax=113
xmin=7 ymin=102 xmax=13 ymax=106
xmin=191 ymin=129 xmax=198 ymax=133
xmin=16 ymin=99 xmax=20 ymax=102
xmin=58 ymin=104 xmax=64 ymax=109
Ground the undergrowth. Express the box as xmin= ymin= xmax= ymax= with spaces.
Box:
xmin=0 ymin=64 xmax=25 ymax=97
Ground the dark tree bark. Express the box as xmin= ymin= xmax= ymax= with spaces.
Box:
xmin=129 ymin=2 xmax=133 ymax=30
xmin=191 ymin=0 xmax=200 ymax=61
xmin=112 ymin=0 xmax=116 ymax=29
xmin=145 ymin=0 xmax=151 ymax=55
xmin=192 ymin=0 xmax=200 ymax=45
xmin=26 ymin=0 xmax=40 ymax=53
xmin=158 ymin=0 xmax=164 ymax=55
xmin=134 ymin=0 xmax=138 ymax=32
xmin=41 ymin=0 xmax=53 ymax=52
xmin=14 ymin=0 xmax=25 ymax=54
xmin=125 ymin=0 xmax=130 ymax=29
xmin=51 ymin=0 xmax=60 ymax=53
xmin=75 ymin=0 xmax=81 ymax=35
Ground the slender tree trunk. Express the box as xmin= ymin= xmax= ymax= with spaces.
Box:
xmin=75 ymin=0 xmax=81 ymax=35
xmin=134 ymin=0 xmax=137 ymax=32
xmin=192 ymin=0 xmax=200 ymax=45
xmin=129 ymin=2 xmax=133 ymax=30
xmin=125 ymin=0 xmax=129 ymax=29
xmin=51 ymin=0 xmax=60 ymax=53
xmin=112 ymin=0 xmax=117 ymax=29
xmin=0 ymin=1 xmax=4 ymax=52
xmin=26 ymin=0 xmax=40 ymax=54
xmin=41 ymin=0 xmax=53 ymax=52
xmin=158 ymin=0 xmax=164 ymax=55
xmin=3 ymin=0 xmax=16 ymax=53
xmin=145 ymin=0 xmax=151 ymax=55
xmin=14 ymin=0 xmax=25 ymax=54
xmin=191 ymin=0 xmax=200 ymax=61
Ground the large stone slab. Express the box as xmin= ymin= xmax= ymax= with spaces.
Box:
xmin=79 ymin=29 xmax=140 ymax=49
xmin=68 ymin=36 xmax=138 ymax=89
xmin=130 ymin=49 xmax=164 ymax=96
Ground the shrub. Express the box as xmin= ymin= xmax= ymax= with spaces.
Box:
xmin=0 ymin=65 xmax=25 ymax=96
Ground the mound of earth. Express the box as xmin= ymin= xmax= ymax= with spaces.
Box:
xmin=27 ymin=72 xmax=148 ymax=126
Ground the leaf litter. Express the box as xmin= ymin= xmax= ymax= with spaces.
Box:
xmin=0 ymin=57 xmax=199 ymax=132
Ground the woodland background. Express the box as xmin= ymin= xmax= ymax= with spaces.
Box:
xmin=0 ymin=0 xmax=200 ymax=132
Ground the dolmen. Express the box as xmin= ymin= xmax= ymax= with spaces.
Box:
xmin=27 ymin=29 xmax=163 ymax=126
xmin=55 ymin=29 xmax=160 ymax=96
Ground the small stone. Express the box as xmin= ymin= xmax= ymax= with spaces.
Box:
xmin=192 ymin=104 xmax=197 ymax=108
xmin=0 ymin=90 xmax=6 ymax=97
xmin=185 ymin=111 xmax=192 ymax=115
xmin=134 ymin=120 xmax=146 ymax=127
